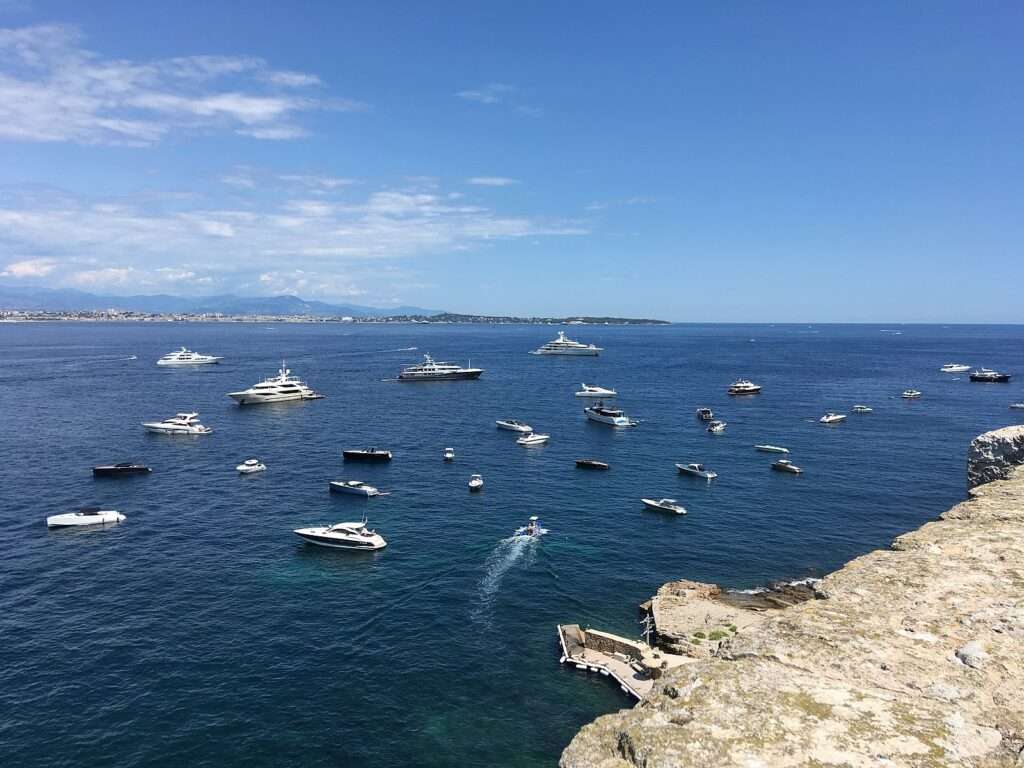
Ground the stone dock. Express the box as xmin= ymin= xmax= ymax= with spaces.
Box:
xmin=561 ymin=426 xmax=1024 ymax=767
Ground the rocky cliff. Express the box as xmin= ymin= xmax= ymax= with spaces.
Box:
xmin=561 ymin=443 xmax=1024 ymax=767
xmin=968 ymin=425 xmax=1024 ymax=488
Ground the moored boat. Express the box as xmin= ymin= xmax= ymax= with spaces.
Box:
xmin=575 ymin=459 xmax=609 ymax=470
xmin=641 ymin=498 xmax=686 ymax=515
xmin=92 ymin=463 xmax=152 ymax=477
xmin=496 ymin=419 xmax=533 ymax=433
xmin=468 ymin=474 xmax=484 ymax=491
xmin=397 ymin=354 xmax=483 ymax=381
xmin=47 ymin=507 xmax=125 ymax=528
xmin=530 ymin=331 xmax=601 ymax=356
xmin=342 ymin=448 xmax=393 ymax=462
xmin=819 ymin=412 xmax=847 ymax=424
xmin=575 ymin=383 xmax=617 ymax=398
xmin=754 ymin=444 xmax=789 ymax=454
xmin=676 ymin=462 xmax=717 ymax=480
xmin=706 ymin=420 xmax=727 ymax=433
xmin=901 ymin=389 xmax=922 ymax=399
xmin=443 ymin=447 xmax=455 ymax=461
xmin=584 ymin=403 xmax=636 ymax=427
xmin=293 ymin=520 xmax=387 ymax=550
xmin=236 ymin=458 xmax=266 ymax=474
xmin=695 ymin=407 xmax=714 ymax=421
xmin=940 ymin=362 xmax=971 ymax=373
xmin=771 ymin=459 xmax=803 ymax=474
xmin=228 ymin=365 xmax=324 ymax=404
xmin=852 ymin=405 xmax=873 ymax=413
xmin=156 ymin=347 xmax=222 ymax=366
xmin=728 ymin=379 xmax=762 ymax=395
xmin=517 ymin=432 xmax=550 ymax=446
xmin=142 ymin=412 xmax=212 ymax=435
xmin=329 ymin=480 xmax=386 ymax=497
xmin=969 ymin=368 xmax=1011 ymax=383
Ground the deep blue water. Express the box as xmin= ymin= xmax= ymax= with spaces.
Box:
xmin=1 ymin=322 xmax=1022 ymax=767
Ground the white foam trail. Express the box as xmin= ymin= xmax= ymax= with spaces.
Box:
xmin=472 ymin=531 xmax=546 ymax=624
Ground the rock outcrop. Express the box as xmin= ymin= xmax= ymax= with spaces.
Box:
xmin=561 ymin=465 xmax=1024 ymax=768
xmin=968 ymin=425 xmax=1024 ymax=489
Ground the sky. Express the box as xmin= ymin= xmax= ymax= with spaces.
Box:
xmin=0 ymin=1 xmax=1022 ymax=322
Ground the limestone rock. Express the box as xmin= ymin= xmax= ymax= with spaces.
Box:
xmin=968 ymin=425 xmax=1024 ymax=489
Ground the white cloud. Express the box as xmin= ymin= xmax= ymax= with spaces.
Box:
xmin=456 ymin=83 xmax=516 ymax=105
xmin=279 ymin=174 xmax=355 ymax=190
xmin=467 ymin=176 xmax=520 ymax=187
xmin=0 ymin=23 xmax=361 ymax=145
xmin=67 ymin=267 xmax=135 ymax=286
xmin=0 ymin=256 xmax=56 ymax=277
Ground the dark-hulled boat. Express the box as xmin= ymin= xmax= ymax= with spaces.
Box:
xmin=969 ymin=368 xmax=1012 ymax=383
xmin=92 ymin=463 xmax=152 ymax=477
xmin=342 ymin=448 xmax=393 ymax=462
xmin=575 ymin=459 xmax=610 ymax=470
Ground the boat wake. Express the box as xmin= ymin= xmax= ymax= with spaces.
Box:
xmin=472 ymin=531 xmax=547 ymax=625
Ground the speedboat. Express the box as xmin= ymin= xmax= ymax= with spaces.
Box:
xmin=584 ymin=403 xmax=636 ymax=426
xmin=676 ymin=463 xmax=717 ymax=480
xmin=728 ymin=379 xmax=762 ymax=395
xmin=517 ymin=432 xmax=550 ymax=446
xmin=329 ymin=480 xmax=386 ymax=497
xmin=397 ymin=354 xmax=483 ymax=381
xmin=92 ymin=463 xmax=152 ymax=477
xmin=468 ymin=474 xmax=484 ymax=491
xmin=771 ymin=459 xmax=803 ymax=474
xmin=901 ymin=389 xmax=922 ymax=399
xmin=342 ymin=448 xmax=392 ymax=462
xmin=237 ymin=458 xmax=266 ymax=474
xmin=706 ymin=420 xmax=727 ymax=433
xmin=530 ymin=331 xmax=602 ymax=356
xmin=641 ymin=498 xmax=686 ymax=515
xmin=443 ymin=447 xmax=455 ymax=461
xmin=754 ymin=445 xmax=789 ymax=454
xmin=575 ymin=383 xmax=617 ymax=398
xmin=142 ymin=412 xmax=213 ymax=435
xmin=695 ymin=407 xmax=714 ymax=421
xmin=852 ymin=405 xmax=873 ymax=413
xmin=496 ymin=419 xmax=533 ymax=433
xmin=47 ymin=507 xmax=125 ymax=528
xmin=819 ymin=412 xmax=847 ymax=424
xmin=293 ymin=520 xmax=387 ymax=550
xmin=1011 ymin=403 xmax=1024 ymax=410
xmin=228 ymin=364 xmax=324 ymax=404
xmin=156 ymin=347 xmax=222 ymax=366
xmin=970 ymin=368 xmax=1012 ymax=383
xmin=940 ymin=363 xmax=971 ymax=373
xmin=519 ymin=516 xmax=543 ymax=536
xmin=575 ymin=459 xmax=609 ymax=470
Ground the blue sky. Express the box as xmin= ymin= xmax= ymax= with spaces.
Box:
xmin=0 ymin=1 xmax=1021 ymax=321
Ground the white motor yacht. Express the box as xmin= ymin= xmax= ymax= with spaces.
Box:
xmin=584 ymin=403 xmax=636 ymax=427
xmin=940 ymin=363 xmax=971 ymax=373
xmin=641 ymin=498 xmax=687 ymax=515
xmin=754 ymin=444 xmax=789 ymax=454
xmin=1010 ymin=403 xmax=1024 ymax=410
xmin=728 ymin=379 xmax=762 ymax=395
xmin=397 ymin=354 xmax=483 ymax=381
xmin=156 ymin=347 xmax=222 ymax=366
xmin=329 ymin=480 xmax=386 ymax=497
xmin=902 ymin=389 xmax=922 ymax=399
xmin=228 ymin=364 xmax=324 ymax=405
xmin=237 ymin=458 xmax=266 ymax=474
xmin=706 ymin=420 xmax=727 ymax=433
xmin=771 ymin=459 xmax=803 ymax=474
xmin=496 ymin=419 xmax=533 ymax=433
xmin=517 ymin=433 xmax=550 ymax=446
xmin=443 ymin=447 xmax=455 ymax=461
xmin=47 ymin=507 xmax=125 ymax=528
xmin=852 ymin=405 xmax=873 ymax=413
xmin=575 ymin=383 xmax=617 ymax=398
xmin=293 ymin=520 xmax=387 ymax=550
xmin=468 ymin=474 xmax=484 ymax=491
xmin=142 ymin=412 xmax=213 ymax=435
xmin=969 ymin=368 xmax=1012 ymax=383
xmin=530 ymin=331 xmax=602 ymax=356
xmin=820 ymin=412 xmax=847 ymax=424
xmin=695 ymin=407 xmax=714 ymax=421
xmin=676 ymin=463 xmax=717 ymax=480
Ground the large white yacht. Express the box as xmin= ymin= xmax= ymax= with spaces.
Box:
xmin=728 ymin=379 xmax=762 ymax=395
xmin=584 ymin=403 xmax=636 ymax=427
xmin=142 ymin=412 xmax=213 ymax=435
xmin=940 ymin=362 xmax=971 ymax=373
xmin=156 ymin=347 xmax=222 ymax=366
xmin=329 ymin=480 xmax=386 ymax=497
xmin=397 ymin=354 xmax=483 ymax=381
xmin=47 ymin=507 xmax=126 ymax=528
xmin=228 ymin=365 xmax=324 ymax=404
xmin=530 ymin=331 xmax=602 ymax=356
xmin=575 ymin=383 xmax=617 ymax=398
xmin=293 ymin=520 xmax=387 ymax=550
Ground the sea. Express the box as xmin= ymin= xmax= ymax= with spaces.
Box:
xmin=1 ymin=322 xmax=1021 ymax=767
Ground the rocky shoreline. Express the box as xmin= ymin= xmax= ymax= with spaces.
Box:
xmin=561 ymin=427 xmax=1024 ymax=767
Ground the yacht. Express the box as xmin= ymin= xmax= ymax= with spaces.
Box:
xmin=397 ymin=354 xmax=483 ymax=381
xmin=342 ymin=448 xmax=392 ymax=462
xmin=293 ymin=520 xmax=387 ymax=550
xmin=706 ymin=420 xmax=727 ymax=433
xmin=901 ymin=389 xmax=922 ymax=399
xmin=156 ymin=347 xmax=222 ymax=366
xmin=641 ymin=498 xmax=686 ymax=515
xmin=1010 ymin=403 xmax=1024 ymax=410
xmin=754 ymin=445 xmax=789 ymax=454
xmin=676 ymin=463 xmax=717 ymax=480
xmin=851 ymin=405 xmax=873 ymax=413
xmin=228 ymin=365 xmax=324 ymax=404
xmin=496 ymin=419 xmax=533 ymax=433
xmin=969 ymin=368 xmax=1012 ymax=383
xmin=92 ymin=463 xmax=152 ymax=477
xmin=237 ymin=458 xmax=266 ymax=474
xmin=728 ymin=379 xmax=762 ymax=395
xmin=695 ymin=407 xmax=714 ymax=421
xmin=329 ymin=480 xmax=386 ymax=497
xmin=529 ymin=331 xmax=602 ymax=356
xmin=575 ymin=459 xmax=609 ymax=470
xmin=819 ymin=412 xmax=847 ymax=424
xmin=584 ymin=403 xmax=636 ymax=427
xmin=443 ymin=447 xmax=455 ymax=461
xmin=468 ymin=474 xmax=484 ymax=491
xmin=142 ymin=412 xmax=213 ymax=435
xmin=940 ymin=363 xmax=971 ymax=373
xmin=517 ymin=432 xmax=550 ymax=446
xmin=47 ymin=507 xmax=125 ymax=528
xmin=575 ymin=383 xmax=617 ymax=398
xmin=771 ymin=459 xmax=803 ymax=474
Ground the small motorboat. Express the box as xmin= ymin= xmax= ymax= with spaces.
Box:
xmin=575 ymin=459 xmax=609 ymax=470
xmin=584 ymin=403 xmax=637 ymax=427
xmin=676 ymin=463 xmax=717 ymax=480
xmin=771 ymin=459 xmax=803 ymax=474
xmin=901 ymin=389 xmax=922 ymax=399
xmin=754 ymin=445 xmax=789 ymax=454
xmin=329 ymin=480 xmax=387 ymax=497
xmin=47 ymin=507 xmax=125 ymax=529
xmin=706 ymin=420 xmax=726 ymax=433
xmin=496 ymin=419 xmax=533 ymax=433
xmin=851 ymin=405 xmax=873 ymax=413
xmin=92 ymin=463 xmax=152 ymax=477
xmin=695 ymin=407 xmax=714 ymax=421
xmin=728 ymin=379 xmax=762 ymax=395
xmin=1011 ymin=403 xmax=1024 ymax=410
xmin=443 ymin=447 xmax=455 ymax=461
xmin=518 ymin=515 xmax=543 ymax=537
xmin=293 ymin=519 xmax=387 ymax=550
xmin=517 ymin=432 xmax=550 ymax=446
xmin=575 ymin=383 xmax=617 ymax=398
xmin=641 ymin=498 xmax=687 ymax=515
xmin=820 ymin=412 xmax=847 ymax=424
xmin=142 ymin=412 xmax=213 ymax=435
xmin=468 ymin=474 xmax=484 ymax=491
xmin=940 ymin=363 xmax=971 ymax=373
xmin=237 ymin=458 xmax=266 ymax=474
xmin=969 ymin=368 xmax=1012 ymax=383
xmin=342 ymin=448 xmax=392 ymax=462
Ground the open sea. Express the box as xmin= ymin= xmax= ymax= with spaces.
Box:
xmin=1 ymin=322 xmax=1021 ymax=767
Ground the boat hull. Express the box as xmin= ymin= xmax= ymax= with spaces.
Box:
xmin=157 ymin=359 xmax=221 ymax=366
xmin=970 ymin=374 xmax=1011 ymax=383
xmin=342 ymin=452 xmax=392 ymax=462
xmin=92 ymin=465 xmax=152 ymax=476
xmin=142 ymin=424 xmax=212 ymax=435
xmin=641 ymin=500 xmax=685 ymax=514
xmin=530 ymin=347 xmax=601 ymax=356
xmin=329 ymin=483 xmax=379 ymax=496
xmin=228 ymin=392 xmax=324 ymax=404
xmin=575 ymin=460 xmax=609 ymax=469
xmin=47 ymin=511 xmax=125 ymax=528
xmin=398 ymin=370 xmax=483 ymax=381
xmin=293 ymin=531 xmax=386 ymax=549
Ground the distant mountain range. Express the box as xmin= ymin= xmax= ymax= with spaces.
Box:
xmin=0 ymin=285 xmax=440 ymax=318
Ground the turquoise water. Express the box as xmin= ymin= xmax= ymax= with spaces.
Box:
xmin=1 ymin=323 xmax=1021 ymax=766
